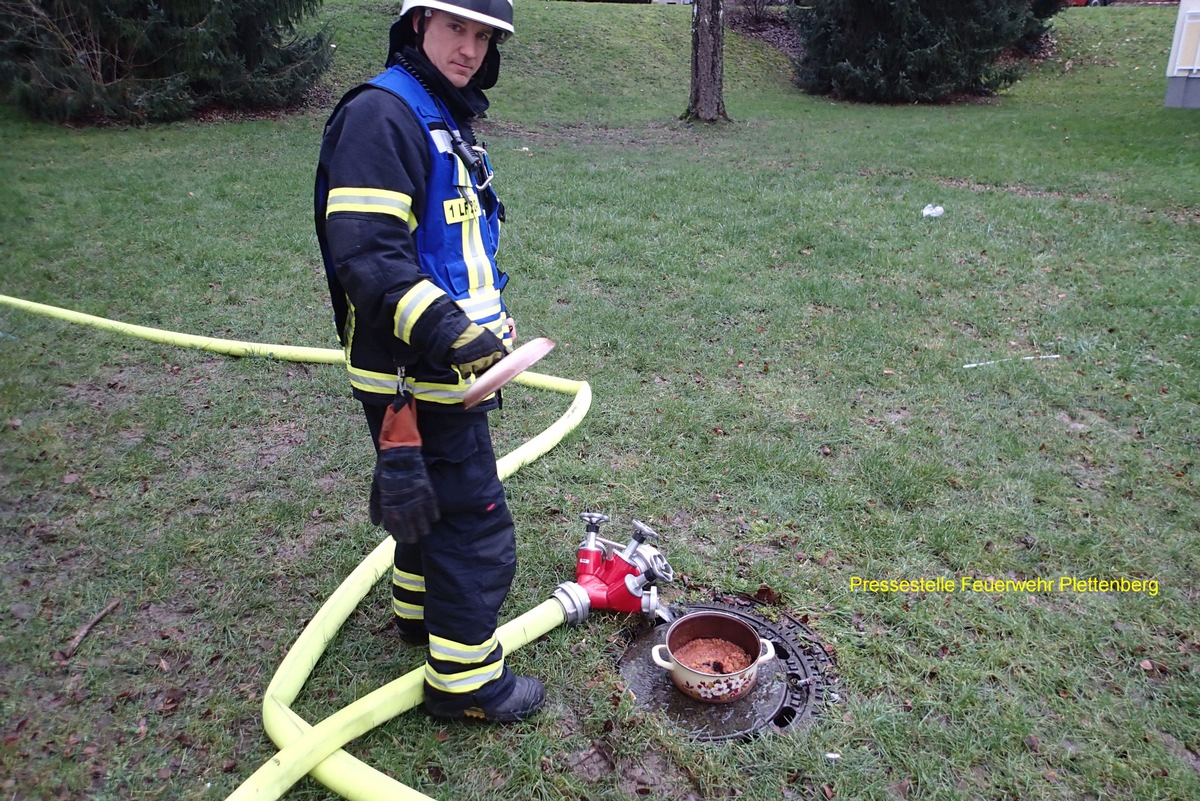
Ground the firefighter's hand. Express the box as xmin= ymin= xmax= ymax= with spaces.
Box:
xmin=448 ymin=323 xmax=506 ymax=377
xmin=505 ymin=316 xmax=516 ymax=352
xmin=370 ymin=445 xmax=439 ymax=544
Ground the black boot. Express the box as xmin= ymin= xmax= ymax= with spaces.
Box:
xmin=394 ymin=618 xmax=429 ymax=646
xmin=424 ymin=675 xmax=546 ymax=723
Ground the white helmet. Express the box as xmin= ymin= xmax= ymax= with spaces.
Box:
xmin=399 ymin=0 xmax=514 ymax=41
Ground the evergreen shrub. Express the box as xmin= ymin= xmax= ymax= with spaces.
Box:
xmin=1022 ymin=0 xmax=1066 ymax=53
xmin=790 ymin=0 xmax=1040 ymax=103
xmin=0 ymin=0 xmax=332 ymax=123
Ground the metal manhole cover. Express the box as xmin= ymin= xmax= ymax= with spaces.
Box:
xmin=614 ymin=598 xmax=837 ymax=741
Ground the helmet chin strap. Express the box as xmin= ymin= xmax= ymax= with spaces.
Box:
xmin=413 ymin=9 xmax=430 ymax=46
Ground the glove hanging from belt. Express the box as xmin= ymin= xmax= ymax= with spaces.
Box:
xmin=369 ymin=392 xmax=439 ymax=544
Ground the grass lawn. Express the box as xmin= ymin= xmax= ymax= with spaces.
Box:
xmin=1 ymin=3 xmax=1197 ymax=800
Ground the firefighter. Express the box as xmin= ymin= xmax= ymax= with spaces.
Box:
xmin=315 ymin=0 xmax=544 ymax=723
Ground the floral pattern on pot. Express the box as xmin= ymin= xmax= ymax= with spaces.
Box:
xmin=682 ymin=673 xmax=755 ymax=701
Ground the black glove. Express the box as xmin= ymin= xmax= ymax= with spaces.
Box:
xmin=447 ymin=323 xmax=506 ymax=377
xmin=369 ymin=446 xmax=439 ymax=544
xmin=369 ymin=395 xmax=439 ymax=544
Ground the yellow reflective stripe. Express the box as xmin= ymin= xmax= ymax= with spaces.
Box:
xmin=350 ymin=379 xmax=396 ymax=396
xmin=326 ymin=187 xmax=418 ymax=231
xmin=428 ymin=633 xmax=498 ymax=664
xmin=394 ymin=280 xmax=446 ymax=343
xmin=447 ymin=155 xmax=491 ymax=290
xmin=392 ymin=567 xmax=425 ymax=594
xmin=405 ymin=378 xmax=470 ymax=404
xmin=343 ymin=300 xmax=356 ymax=360
xmin=344 ymin=302 xmax=398 ymax=394
xmin=348 ymin=365 xmax=399 ymax=395
xmin=468 ymin=220 xmax=491 ymax=289
xmin=456 ymin=287 xmax=502 ymax=322
xmin=424 ymin=659 xmax=505 ymax=694
xmin=453 ymin=154 xmax=469 ymax=185
xmin=392 ymin=598 xmax=423 ymax=621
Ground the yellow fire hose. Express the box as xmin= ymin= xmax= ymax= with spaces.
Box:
xmin=0 ymin=293 xmax=592 ymax=801
xmin=0 ymin=294 xmax=345 ymax=364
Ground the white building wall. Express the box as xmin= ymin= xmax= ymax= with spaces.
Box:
xmin=1165 ymin=0 xmax=1200 ymax=107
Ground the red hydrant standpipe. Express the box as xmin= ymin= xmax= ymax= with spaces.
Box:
xmin=572 ymin=514 xmax=675 ymax=621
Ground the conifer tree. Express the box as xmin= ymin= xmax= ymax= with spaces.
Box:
xmin=790 ymin=0 xmax=1035 ymax=104
xmin=0 ymin=0 xmax=332 ymax=123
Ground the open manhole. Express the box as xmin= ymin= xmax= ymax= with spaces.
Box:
xmin=614 ymin=597 xmax=838 ymax=742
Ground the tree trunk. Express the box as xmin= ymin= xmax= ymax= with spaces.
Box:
xmin=684 ymin=0 xmax=729 ymax=122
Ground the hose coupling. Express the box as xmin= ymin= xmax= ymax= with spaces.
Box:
xmin=552 ymin=581 xmax=591 ymax=625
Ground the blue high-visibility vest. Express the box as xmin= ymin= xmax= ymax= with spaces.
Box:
xmin=368 ymin=65 xmax=508 ymax=342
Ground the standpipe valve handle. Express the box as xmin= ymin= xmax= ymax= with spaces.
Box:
xmin=620 ymin=519 xmax=658 ymax=562
xmin=578 ymin=512 xmax=610 ymax=560
xmin=629 ymin=520 xmax=675 ymax=585
xmin=579 ymin=511 xmax=610 ymax=534
xmin=631 ymin=519 xmax=658 ymax=543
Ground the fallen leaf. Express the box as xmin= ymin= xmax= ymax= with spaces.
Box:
xmin=754 ymin=584 xmax=781 ymax=604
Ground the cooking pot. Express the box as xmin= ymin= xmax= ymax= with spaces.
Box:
xmin=650 ymin=611 xmax=774 ymax=703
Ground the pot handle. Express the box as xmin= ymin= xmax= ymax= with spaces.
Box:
xmin=651 ymin=644 xmax=674 ymax=670
xmin=755 ymin=637 xmax=775 ymax=666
